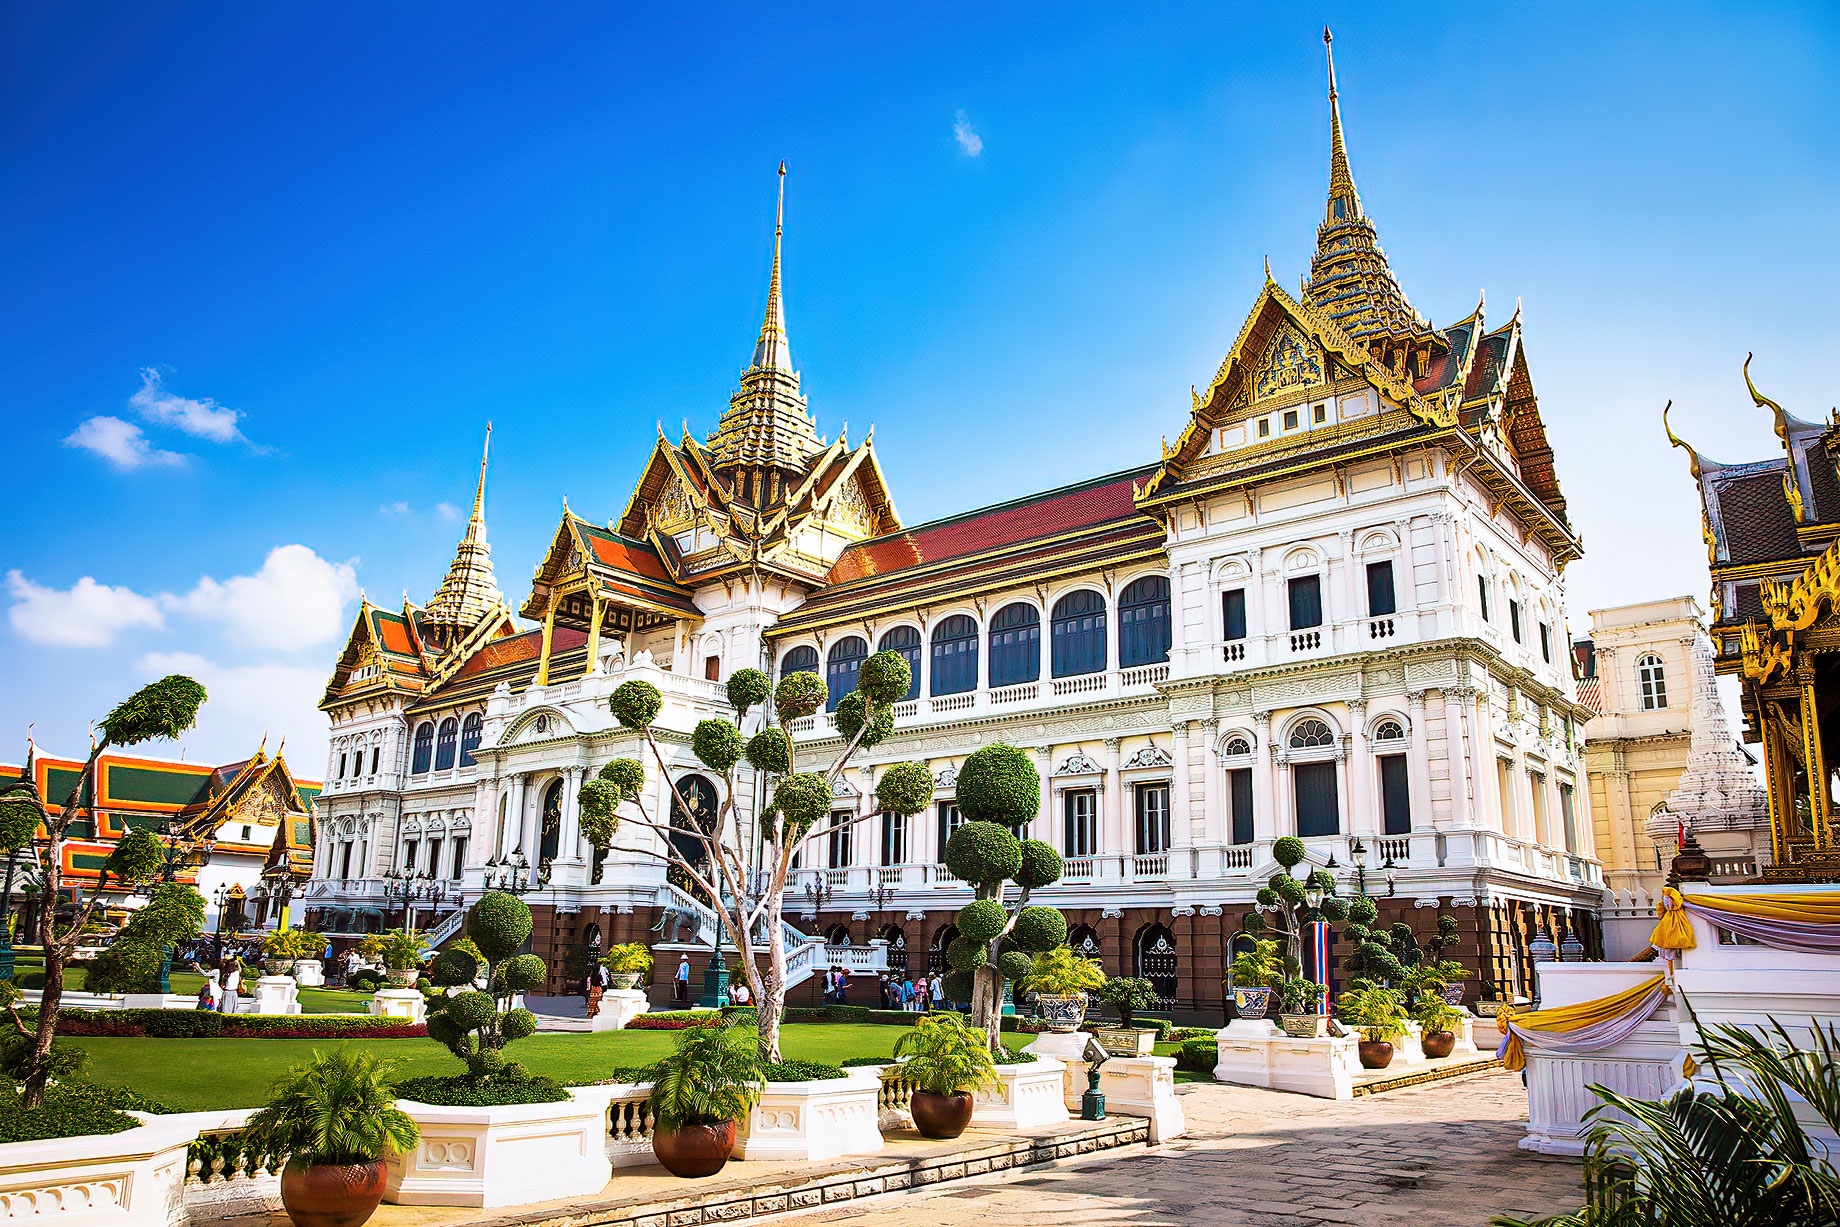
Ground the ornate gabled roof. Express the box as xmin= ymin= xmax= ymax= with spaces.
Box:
xmin=319 ymin=596 xmax=433 ymax=709
xmin=1304 ymin=29 xmax=1446 ymax=367
xmin=424 ymin=426 xmax=503 ymax=633
xmin=519 ymin=510 xmax=702 ymax=625
xmin=172 ymin=746 xmax=313 ymax=873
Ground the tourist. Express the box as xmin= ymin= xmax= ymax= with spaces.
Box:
xmin=914 ymin=976 xmax=930 ymax=1011
xmin=585 ymin=961 xmax=610 ymax=1019
xmin=217 ymin=956 xmax=243 ymax=1014
xmin=902 ymin=976 xmax=917 ymax=1010
xmin=930 ymin=972 xmax=946 ymax=1010
xmin=674 ymin=954 xmax=691 ymax=1004
xmin=876 ymin=972 xmax=890 ymax=1008
xmin=729 ymin=980 xmax=750 ymax=1006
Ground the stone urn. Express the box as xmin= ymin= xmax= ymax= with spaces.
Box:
xmin=1357 ymin=1039 xmax=1395 ymax=1070
xmin=651 ymin=1120 xmax=737 ymax=1178
xmin=264 ymin=958 xmax=298 ymax=977
xmin=1440 ymin=982 xmax=1468 ymax=1006
xmin=609 ymin=972 xmax=643 ymax=991
xmin=1232 ymin=986 xmax=1272 ymax=1019
xmin=1421 ymin=1030 xmax=1456 ymax=1059
xmin=1035 ymin=993 xmax=1088 ymax=1033
xmin=910 ymin=1090 xmax=975 ymax=1139
xmin=385 ymin=968 xmax=420 ymax=989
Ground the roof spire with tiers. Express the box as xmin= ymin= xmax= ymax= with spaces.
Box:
xmin=705 ymin=163 xmax=825 ymax=484
xmin=1305 ymin=28 xmax=1445 ymax=366
xmin=423 ymin=424 xmax=503 ymax=636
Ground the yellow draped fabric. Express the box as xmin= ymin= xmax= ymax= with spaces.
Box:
xmin=1499 ymin=974 xmax=1668 ymax=1072
xmin=1649 ymin=886 xmax=1840 ymax=952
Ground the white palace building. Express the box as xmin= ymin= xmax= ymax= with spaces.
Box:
xmin=306 ymin=36 xmax=1603 ymax=1011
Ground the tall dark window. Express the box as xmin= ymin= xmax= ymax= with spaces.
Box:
xmin=434 ymin=718 xmax=459 ymax=771
xmin=337 ymin=752 xmax=347 ymax=779
xmin=937 ymin=802 xmax=965 ymax=856
xmin=1509 ymin=600 xmax=1523 ymax=643
xmin=369 ymin=747 xmax=380 ymax=774
xmin=1228 ymin=768 xmax=1254 ymax=845
xmin=425 ymin=840 xmax=442 ymax=881
xmin=825 ymin=636 xmax=868 ymax=711
xmin=988 ymin=603 xmax=1040 ymax=687
xmin=781 ymin=645 xmax=819 ymax=679
xmin=881 ymin=811 xmax=909 ymax=865
xmin=450 ymin=837 xmax=467 ymax=878
xmin=1560 ymin=783 xmax=1578 ymax=854
xmin=1117 ymin=576 xmax=1171 ymax=666
xmin=1050 ymin=590 xmax=1107 ymax=678
xmin=1539 ymin=623 xmax=1553 ymax=664
xmin=1063 ymin=789 xmax=1096 ymax=856
xmin=339 ymin=843 xmax=353 ymax=877
xmin=930 ymin=616 xmax=979 ymax=696
xmin=1477 ymin=575 xmax=1491 ymax=621
xmin=1288 ymin=574 xmax=1323 ymax=630
xmin=1222 ymin=589 xmax=1247 ymax=640
xmin=1366 ymin=561 xmax=1396 ymax=616
xmin=1380 ymin=756 xmax=1411 ymax=835
xmin=403 ymin=839 xmax=417 ymax=872
xmin=411 ymin=722 xmax=435 ymax=774
xmin=459 ymin=713 xmax=484 ymax=767
xmin=1293 ymin=761 xmax=1339 ymax=837
xmin=827 ymin=812 xmax=852 ymax=868
xmin=877 ymin=627 xmax=922 ymax=701
xmin=1134 ymin=783 xmax=1170 ymax=854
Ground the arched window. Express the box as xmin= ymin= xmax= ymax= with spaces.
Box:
xmin=1069 ymin=924 xmax=1101 ymax=958
xmin=1117 ymin=576 xmax=1171 ymax=667
xmin=434 ymin=718 xmax=460 ymax=771
xmin=780 ymin=644 xmax=819 ymax=679
xmin=931 ymin=615 xmax=979 ymax=696
xmin=988 ymin=602 xmax=1041 ymax=688
xmin=540 ymin=778 xmax=564 ymax=862
xmin=1290 ymin=719 xmax=1335 ymax=749
xmin=825 ymin=636 xmax=869 ymax=711
xmin=1638 ymin=653 xmax=1668 ymax=710
xmin=825 ymin=924 xmax=852 ymax=948
xmin=876 ymin=627 xmax=922 ymax=702
xmin=1223 ymin=736 xmax=1253 ymax=757
xmin=669 ymin=774 xmax=720 ymax=867
xmin=1372 ymin=719 xmax=1406 ymax=744
xmin=459 ymin=713 xmax=484 ymax=767
xmin=411 ymin=722 xmax=435 ymax=774
xmin=928 ymin=924 xmax=960 ymax=978
xmin=1133 ymin=924 xmax=1178 ymax=1007
xmin=1051 ymin=590 xmax=1107 ymax=678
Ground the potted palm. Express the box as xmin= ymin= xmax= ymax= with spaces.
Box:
xmin=1227 ymin=938 xmax=1285 ymax=1020
xmin=1276 ymin=977 xmax=1329 ymax=1037
xmin=647 ymin=1016 xmax=765 ymax=1177
xmin=259 ymin=928 xmax=304 ymax=976
xmin=891 ymin=1012 xmax=999 ymax=1139
xmin=237 ymin=1049 xmax=419 ymax=1227
xmin=1021 ymin=946 xmax=1104 ymax=1033
xmin=602 ymin=942 xmax=653 ymax=990
xmin=1096 ymin=977 xmax=1162 ymax=1055
xmin=1336 ymin=980 xmax=1409 ymax=1069
xmin=1411 ymin=991 xmax=1464 ymax=1059
xmin=363 ymin=928 xmax=426 ymax=987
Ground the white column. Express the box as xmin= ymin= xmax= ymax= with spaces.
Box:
xmin=1405 ymin=692 xmax=1431 ymax=831
xmin=558 ymin=766 xmax=585 ymax=873
xmin=1199 ymin=718 xmax=1221 ymax=846
xmin=1170 ymin=722 xmax=1193 ymax=857
xmin=520 ymin=776 xmax=542 ymax=857
xmin=1035 ymin=745 xmax=1054 ymax=847
xmin=1101 ymin=739 xmax=1123 ymax=873
xmin=1346 ymin=700 xmax=1371 ymax=839
xmin=1447 ymin=689 xmax=1477 ymax=828
xmin=1252 ymin=712 xmax=1278 ymax=841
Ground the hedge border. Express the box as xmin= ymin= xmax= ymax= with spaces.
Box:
xmin=44 ymin=1008 xmax=428 ymax=1040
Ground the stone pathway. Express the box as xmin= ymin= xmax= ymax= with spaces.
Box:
xmin=780 ymin=1071 xmax=1580 ymax=1227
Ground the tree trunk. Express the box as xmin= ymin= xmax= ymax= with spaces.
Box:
xmin=21 ymin=884 xmax=62 ymax=1109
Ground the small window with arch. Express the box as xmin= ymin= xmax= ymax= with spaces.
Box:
xmin=1638 ymin=653 xmax=1668 ymax=710
xmin=1372 ymin=719 xmax=1407 ymax=744
xmin=1289 ymin=718 xmax=1335 ymax=750
xmin=1222 ymin=735 xmax=1253 ymax=757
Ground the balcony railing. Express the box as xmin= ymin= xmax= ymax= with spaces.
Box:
xmin=989 ymin=681 xmax=1039 ymax=706
xmin=1062 ymin=857 xmax=1095 ymax=883
xmin=1132 ymin=854 xmax=1169 ymax=880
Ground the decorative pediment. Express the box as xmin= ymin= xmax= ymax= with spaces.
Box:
xmin=933 ymin=765 xmax=958 ymax=789
xmin=1122 ymin=745 xmax=1172 ymax=769
xmin=1250 ymin=322 xmax=1327 ymax=404
xmin=1053 ymin=754 xmax=1103 ymax=776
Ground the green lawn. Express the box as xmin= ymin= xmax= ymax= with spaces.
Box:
xmin=19 ymin=963 xmax=376 ymax=1014
xmin=69 ymin=1023 xmax=920 ymax=1110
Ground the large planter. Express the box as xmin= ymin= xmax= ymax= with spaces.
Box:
xmin=0 ymin=1113 xmax=195 ymax=1227
xmin=385 ymin=1085 xmax=617 ymax=1208
xmin=1357 ymin=1039 xmax=1395 ymax=1070
xmin=1232 ymin=986 xmax=1272 ymax=1019
xmin=970 ymin=1058 xmax=1069 ymax=1130
xmin=909 ymin=1090 xmax=974 ymax=1139
xmin=1421 ymin=1029 xmax=1456 ymax=1059
xmin=608 ymin=972 xmax=643 ymax=991
xmin=651 ymin=1121 xmax=736 ymax=1179
xmin=1096 ymin=1027 xmax=1158 ymax=1057
xmin=279 ymin=1158 xmax=386 ymax=1227
xmin=736 ymin=1070 xmax=882 ymax=1162
xmin=263 ymin=958 xmax=298 ymax=977
xmin=1440 ymin=982 xmax=1468 ymax=1006
xmin=1034 ymin=993 xmax=1088 ymax=1033
xmin=384 ymin=969 xmax=419 ymax=989
xmin=1280 ymin=1013 xmax=1327 ymax=1039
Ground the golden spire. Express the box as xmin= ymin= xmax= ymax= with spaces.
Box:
xmin=466 ymin=422 xmax=491 ymax=541
xmin=751 ymin=161 xmax=792 ymax=374
xmin=1324 ymin=27 xmax=1361 ymax=222
xmin=423 ymin=424 xmax=503 ymax=638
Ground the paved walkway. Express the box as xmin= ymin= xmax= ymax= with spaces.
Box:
xmin=780 ymin=1071 xmax=1580 ymax=1227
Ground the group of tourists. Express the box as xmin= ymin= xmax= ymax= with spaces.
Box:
xmin=875 ymin=970 xmax=945 ymax=1011
xmin=188 ymin=955 xmax=244 ymax=1013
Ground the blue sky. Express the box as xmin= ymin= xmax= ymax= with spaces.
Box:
xmin=3 ymin=3 xmax=1837 ymax=774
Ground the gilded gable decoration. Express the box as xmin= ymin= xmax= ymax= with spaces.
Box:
xmin=1251 ymin=323 xmax=1326 ymax=403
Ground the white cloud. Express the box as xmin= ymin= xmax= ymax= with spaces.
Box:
xmin=953 ymin=109 xmax=984 ymax=157
xmin=381 ymin=501 xmax=411 ymax=516
xmin=138 ymin=651 xmax=331 ymax=769
xmin=435 ymin=502 xmax=461 ymax=523
xmin=162 ymin=545 xmax=359 ymax=652
xmin=63 ymin=416 xmax=187 ymax=470
xmin=129 ymin=368 xmax=246 ymax=444
xmin=6 ymin=570 xmax=165 ymax=647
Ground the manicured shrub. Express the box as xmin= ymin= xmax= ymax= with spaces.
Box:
xmin=500 ymin=953 xmax=547 ymax=993
xmin=955 ymin=744 xmax=1040 ymax=829
xmin=609 ymin=679 xmax=663 ymax=729
xmin=468 ymin=891 xmax=534 ymax=961
xmin=1271 ymin=835 xmax=1307 ymax=868
xmin=956 ymin=899 xmax=1008 ymax=944
xmin=760 ymin=1059 xmax=847 ymax=1082
xmin=944 ymin=821 xmax=1021 ymax=884
xmin=774 ymin=672 xmax=826 ymax=723
xmin=834 ymin=692 xmax=893 ymax=747
xmin=997 ymin=950 xmax=1033 ymax=983
xmin=143 ymin=1010 xmax=225 ymax=1038
xmin=1010 ymin=906 xmax=1068 ymax=954
xmin=349 ymin=969 xmax=381 ymax=992
xmin=746 ymin=727 xmax=792 ymax=774
xmin=447 ymin=991 xmax=497 ymax=1031
xmin=946 ymin=936 xmax=989 ymax=972
xmin=772 ymin=773 xmax=832 ymax=834
xmin=1016 ymin=839 xmax=1063 ymax=889
xmin=577 ymin=779 xmax=622 ymax=848
xmin=0 ymin=1082 xmax=140 ymax=1143
xmin=856 ymin=651 xmax=911 ymax=706
xmin=394 ymin=1075 xmax=568 ymax=1107
xmin=1177 ymin=1037 xmax=1217 ymax=1072
xmin=943 ymin=969 xmax=973 ymax=1001
xmin=692 ymin=719 xmax=744 ymax=772
xmin=598 ymin=757 xmax=647 ymax=797
xmin=874 ymin=761 xmax=932 ymax=816
xmin=725 ymin=668 xmax=771 ymax=714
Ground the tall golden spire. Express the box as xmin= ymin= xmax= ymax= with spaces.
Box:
xmin=1324 ymin=27 xmax=1361 ymax=223
xmin=423 ymin=423 xmax=503 ymax=642
xmin=751 ymin=161 xmax=792 ymax=374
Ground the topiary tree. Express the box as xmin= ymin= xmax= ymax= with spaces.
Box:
xmin=89 ymin=882 xmax=206 ymax=994
xmin=943 ymin=744 xmax=1064 ymax=1049
xmin=0 ymin=674 xmax=208 ymax=1106
xmin=576 ymin=653 xmax=928 ymax=1062
xmin=1247 ymin=834 xmax=1341 ymax=1014
xmin=421 ymin=890 xmax=546 ymax=1085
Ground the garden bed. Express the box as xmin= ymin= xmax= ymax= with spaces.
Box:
xmin=46 ymin=1007 xmax=428 ymax=1039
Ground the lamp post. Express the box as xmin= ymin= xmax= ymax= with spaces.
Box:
xmin=483 ymin=854 xmax=535 ymax=896
xmin=1346 ymin=840 xmax=1399 ymax=900
xmin=211 ymin=883 xmax=236 ymax=960
xmin=866 ymin=881 xmax=894 ymax=915
xmin=801 ymin=871 xmax=832 ymax=920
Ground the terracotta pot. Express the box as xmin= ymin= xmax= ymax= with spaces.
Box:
xmin=278 ymin=1159 xmax=386 ymax=1227
xmin=651 ymin=1120 xmax=736 ymax=1178
xmin=1421 ymin=1030 xmax=1456 ymax=1059
xmin=910 ymin=1089 xmax=975 ymax=1139
xmin=1357 ymin=1039 xmax=1395 ymax=1070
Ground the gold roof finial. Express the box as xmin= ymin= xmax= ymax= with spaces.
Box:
xmin=1324 ymin=27 xmax=1360 ymax=220
xmin=751 ymin=161 xmax=793 ymax=374
xmin=467 ymin=422 xmax=491 ymax=537
xmin=1743 ymin=351 xmax=1792 ymax=447
xmin=424 ymin=423 xmax=503 ymax=631
xmin=1662 ymin=400 xmax=1704 ymax=482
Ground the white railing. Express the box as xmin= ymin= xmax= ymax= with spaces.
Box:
xmin=1367 ymin=616 xmax=1397 ymax=641
xmin=1119 ymin=662 xmax=1169 ymax=687
xmin=930 ymin=692 xmax=975 ymax=714
xmin=1289 ymin=629 xmax=1323 ymax=653
xmin=1222 ymin=845 xmax=1254 ymax=869
xmin=824 ymin=868 xmax=849 ymax=890
xmin=891 ymin=701 xmax=919 ymax=719
xmin=426 ymin=908 xmax=468 ymax=947
xmin=1062 ymin=857 xmax=1094 ymax=883
xmin=1132 ymin=854 xmax=1169 ymax=880
xmin=989 ymin=681 xmax=1039 ymax=706
xmin=1051 ymin=673 xmax=1107 ymax=698
xmin=930 ymin=863 xmax=964 ymax=886
xmin=787 ymin=715 xmax=816 ymax=734
xmin=1377 ymin=837 xmax=1411 ymax=864
xmin=874 ymin=865 xmax=907 ymax=887
xmin=1222 ymin=641 xmax=1246 ymax=663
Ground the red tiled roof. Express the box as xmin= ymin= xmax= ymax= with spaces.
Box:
xmin=581 ymin=527 xmax=679 ymax=584
xmin=370 ymin=610 xmax=420 ymax=657
xmin=1574 ymin=677 xmax=1603 ymax=717
xmin=445 ymin=627 xmax=588 ymax=684
xmin=827 ymin=468 xmax=1156 ymax=586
